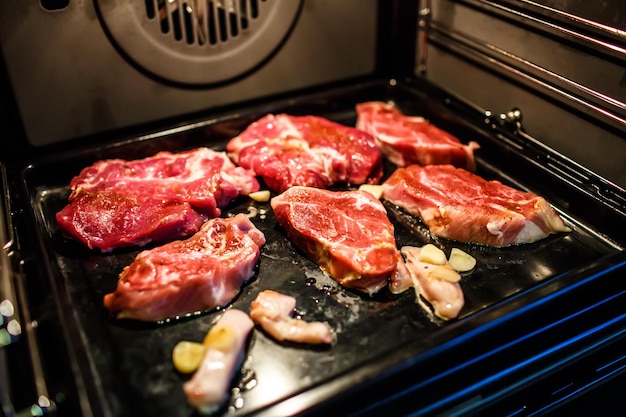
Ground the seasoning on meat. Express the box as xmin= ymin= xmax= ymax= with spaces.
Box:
xmin=399 ymin=246 xmax=465 ymax=320
xmin=226 ymin=114 xmax=383 ymax=193
xmin=356 ymin=101 xmax=480 ymax=171
xmin=55 ymin=147 xmax=259 ymax=252
xmin=383 ymin=164 xmax=571 ymax=246
xmin=270 ymin=186 xmax=398 ymax=295
xmin=250 ymin=290 xmax=333 ymax=345
xmin=183 ymin=309 xmax=254 ymax=414
xmin=103 ymin=214 xmax=266 ymax=322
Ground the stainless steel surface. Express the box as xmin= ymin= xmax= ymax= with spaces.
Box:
xmin=428 ymin=21 xmax=626 ymax=130
xmin=0 ymin=0 xmax=377 ymax=146
xmin=460 ymin=0 xmax=626 ymax=58
xmin=97 ymin=0 xmax=302 ymax=85
xmin=421 ymin=0 xmax=626 ymax=189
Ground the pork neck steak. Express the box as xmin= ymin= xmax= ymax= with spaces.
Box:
xmin=270 ymin=186 xmax=398 ymax=295
xmin=383 ymin=164 xmax=570 ymax=246
xmin=356 ymin=101 xmax=480 ymax=171
xmin=103 ymin=214 xmax=266 ymax=322
xmin=56 ymin=148 xmax=259 ymax=252
xmin=226 ymin=114 xmax=383 ymax=193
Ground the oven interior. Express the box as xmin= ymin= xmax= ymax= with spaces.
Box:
xmin=1 ymin=1 xmax=625 ymax=417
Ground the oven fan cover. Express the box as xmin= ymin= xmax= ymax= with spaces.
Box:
xmin=96 ymin=0 xmax=302 ymax=86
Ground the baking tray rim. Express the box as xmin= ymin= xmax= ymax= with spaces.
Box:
xmin=16 ymin=77 xmax=626 ymax=417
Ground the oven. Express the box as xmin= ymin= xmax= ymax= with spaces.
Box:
xmin=1 ymin=1 xmax=625 ymax=416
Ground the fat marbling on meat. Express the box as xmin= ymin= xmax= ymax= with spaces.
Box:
xmin=103 ymin=214 xmax=266 ymax=322
xmin=383 ymin=164 xmax=570 ymax=246
xmin=356 ymin=101 xmax=479 ymax=171
xmin=56 ymin=147 xmax=259 ymax=252
xmin=270 ymin=186 xmax=398 ymax=295
xmin=226 ymin=114 xmax=383 ymax=193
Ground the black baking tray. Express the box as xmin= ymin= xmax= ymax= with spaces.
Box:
xmin=20 ymin=78 xmax=626 ymax=417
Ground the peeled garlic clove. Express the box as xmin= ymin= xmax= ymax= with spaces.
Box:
xmin=203 ymin=324 xmax=237 ymax=352
xmin=358 ymin=184 xmax=384 ymax=199
xmin=431 ymin=265 xmax=461 ymax=283
xmin=418 ymin=244 xmax=447 ymax=265
xmin=249 ymin=190 xmax=271 ymax=202
xmin=172 ymin=341 xmax=206 ymax=374
xmin=448 ymin=248 xmax=477 ymax=272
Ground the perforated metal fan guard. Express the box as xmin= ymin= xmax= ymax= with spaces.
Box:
xmin=97 ymin=0 xmax=302 ymax=86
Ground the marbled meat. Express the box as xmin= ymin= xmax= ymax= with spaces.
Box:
xmin=56 ymin=147 xmax=259 ymax=252
xmin=356 ymin=101 xmax=479 ymax=171
xmin=103 ymin=214 xmax=266 ymax=322
xmin=227 ymin=114 xmax=383 ymax=193
xmin=383 ymin=164 xmax=570 ymax=246
xmin=270 ymin=186 xmax=398 ymax=295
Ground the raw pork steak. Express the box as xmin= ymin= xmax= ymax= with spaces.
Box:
xmin=227 ymin=114 xmax=383 ymax=193
xmin=270 ymin=186 xmax=398 ymax=295
xmin=56 ymin=147 xmax=259 ymax=252
xmin=383 ymin=164 xmax=570 ymax=246
xmin=103 ymin=214 xmax=266 ymax=322
xmin=356 ymin=101 xmax=479 ymax=171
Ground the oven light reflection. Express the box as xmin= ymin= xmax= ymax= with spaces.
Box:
xmin=38 ymin=394 xmax=51 ymax=408
xmin=0 ymin=299 xmax=14 ymax=316
xmin=28 ymin=395 xmax=52 ymax=416
xmin=0 ymin=319 xmax=21 ymax=346
xmin=0 ymin=329 xmax=10 ymax=346
xmin=245 ymin=354 xmax=311 ymax=413
xmin=7 ymin=319 xmax=21 ymax=336
xmin=253 ymin=360 xmax=294 ymax=397
xmin=530 ymin=262 xmax=556 ymax=282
